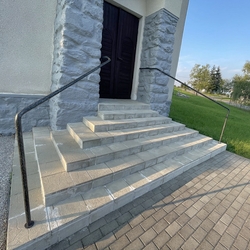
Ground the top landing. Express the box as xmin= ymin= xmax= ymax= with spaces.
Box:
xmin=98 ymin=99 xmax=151 ymax=111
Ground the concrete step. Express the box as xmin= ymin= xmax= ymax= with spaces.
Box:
xmin=29 ymin=139 xmax=225 ymax=250
xmin=98 ymin=109 xmax=159 ymax=120
xmin=40 ymin=132 xmax=212 ymax=207
xmin=7 ymin=127 xmax=227 ymax=250
xmin=67 ymin=121 xmax=186 ymax=149
xmin=98 ymin=100 xmax=151 ymax=111
xmin=83 ymin=116 xmax=172 ymax=132
xmin=51 ymin=127 xmax=200 ymax=172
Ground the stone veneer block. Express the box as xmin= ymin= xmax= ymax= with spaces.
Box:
xmin=138 ymin=8 xmax=178 ymax=116
xmin=50 ymin=0 xmax=104 ymax=130
xmin=0 ymin=94 xmax=50 ymax=135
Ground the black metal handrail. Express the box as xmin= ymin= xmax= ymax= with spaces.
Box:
xmin=15 ymin=56 xmax=111 ymax=228
xmin=140 ymin=67 xmax=230 ymax=143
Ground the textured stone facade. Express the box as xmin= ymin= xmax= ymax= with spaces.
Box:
xmin=50 ymin=0 xmax=104 ymax=130
xmin=0 ymin=94 xmax=50 ymax=135
xmin=138 ymin=9 xmax=178 ymax=116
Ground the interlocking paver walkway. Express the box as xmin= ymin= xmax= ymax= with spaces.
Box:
xmin=52 ymin=151 xmax=250 ymax=250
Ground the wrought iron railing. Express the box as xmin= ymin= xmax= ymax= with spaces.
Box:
xmin=15 ymin=56 xmax=111 ymax=228
xmin=140 ymin=67 xmax=230 ymax=143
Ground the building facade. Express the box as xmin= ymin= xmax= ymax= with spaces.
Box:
xmin=0 ymin=0 xmax=189 ymax=134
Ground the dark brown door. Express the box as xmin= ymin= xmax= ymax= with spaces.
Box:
xmin=100 ymin=1 xmax=139 ymax=99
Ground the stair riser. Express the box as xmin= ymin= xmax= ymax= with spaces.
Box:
xmin=69 ymin=123 xmax=185 ymax=149
xmin=98 ymin=104 xmax=150 ymax=111
xmin=45 ymin=137 xmax=212 ymax=206
xmin=98 ymin=112 xmax=159 ymax=120
xmin=83 ymin=117 xmax=172 ymax=132
xmin=64 ymin=132 xmax=200 ymax=172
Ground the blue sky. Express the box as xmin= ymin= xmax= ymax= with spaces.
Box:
xmin=176 ymin=0 xmax=250 ymax=84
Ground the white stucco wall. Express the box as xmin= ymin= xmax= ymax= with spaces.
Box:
xmin=168 ymin=0 xmax=189 ymax=102
xmin=0 ymin=0 xmax=57 ymax=94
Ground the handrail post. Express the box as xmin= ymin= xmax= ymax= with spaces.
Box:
xmin=219 ymin=111 xmax=229 ymax=143
xmin=15 ymin=112 xmax=34 ymax=228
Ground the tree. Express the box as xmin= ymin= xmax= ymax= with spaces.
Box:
xmin=221 ymin=79 xmax=233 ymax=95
xmin=189 ymin=64 xmax=211 ymax=92
xmin=209 ymin=66 xmax=223 ymax=93
xmin=231 ymin=61 xmax=250 ymax=105
xmin=231 ymin=76 xmax=250 ymax=105
xmin=242 ymin=61 xmax=250 ymax=76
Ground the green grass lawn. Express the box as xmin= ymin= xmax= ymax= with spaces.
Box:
xmin=169 ymin=87 xmax=250 ymax=159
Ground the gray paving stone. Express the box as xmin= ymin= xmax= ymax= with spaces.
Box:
xmin=143 ymin=242 xmax=158 ymax=250
xmin=181 ymin=236 xmax=199 ymax=250
xmin=95 ymin=232 xmax=116 ymax=250
xmin=192 ymin=227 xmax=207 ymax=244
xmin=123 ymin=238 xmax=144 ymax=250
xmin=226 ymin=223 xmax=241 ymax=238
xmin=114 ymin=223 xmax=132 ymax=239
xmin=219 ymin=232 xmax=235 ymax=249
xmin=233 ymin=235 xmax=248 ymax=250
xmin=109 ymin=235 xmax=130 ymax=250
xmin=178 ymin=223 xmax=194 ymax=241
xmin=100 ymin=220 xmax=119 ymax=236
xmin=126 ymin=225 xmax=144 ymax=242
xmin=65 ymin=240 xmax=84 ymax=250
xmin=128 ymin=214 xmax=144 ymax=228
xmin=206 ymin=229 xmax=221 ymax=247
xmin=196 ymin=240 xmax=213 ymax=250
xmin=214 ymin=220 xmax=228 ymax=236
xmin=167 ymin=233 xmax=184 ymax=250
xmin=89 ymin=218 xmax=107 ymax=233
xmin=153 ymin=230 xmax=170 ymax=249
xmin=81 ymin=229 xmax=103 ymax=247
xmin=153 ymin=219 xmax=169 ymax=234
xmin=200 ymin=218 xmax=215 ymax=232
xmin=188 ymin=216 xmax=202 ymax=230
xmin=115 ymin=212 xmax=133 ymax=226
xmin=139 ymin=228 xmax=157 ymax=246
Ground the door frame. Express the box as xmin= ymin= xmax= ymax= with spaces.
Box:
xmin=100 ymin=1 xmax=139 ymax=99
xmin=102 ymin=0 xmax=144 ymax=100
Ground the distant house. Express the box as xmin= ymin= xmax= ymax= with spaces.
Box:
xmin=0 ymin=0 xmax=189 ymax=135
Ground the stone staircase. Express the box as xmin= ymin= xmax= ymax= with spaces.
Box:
xmin=7 ymin=99 xmax=227 ymax=250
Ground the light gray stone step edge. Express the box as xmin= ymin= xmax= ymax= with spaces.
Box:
xmin=98 ymin=109 xmax=159 ymax=120
xmin=83 ymin=116 xmax=172 ymax=132
xmin=52 ymin=129 xmax=203 ymax=172
xmin=42 ymin=135 xmax=215 ymax=206
xmin=67 ymin=121 xmax=186 ymax=149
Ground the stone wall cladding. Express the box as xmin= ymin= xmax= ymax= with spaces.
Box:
xmin=0 ymin=94 xmax=50 ymax=135
xmin=50 ymin=0 xmax=103 ymax=130
xmin=138 ymin=9 xmax=178 ymax=116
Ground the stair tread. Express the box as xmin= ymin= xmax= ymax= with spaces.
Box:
xmin=67 ymin=121 xmax=186 ymax=149
xmin=83 ymin=116 xmax=172 ymax=132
